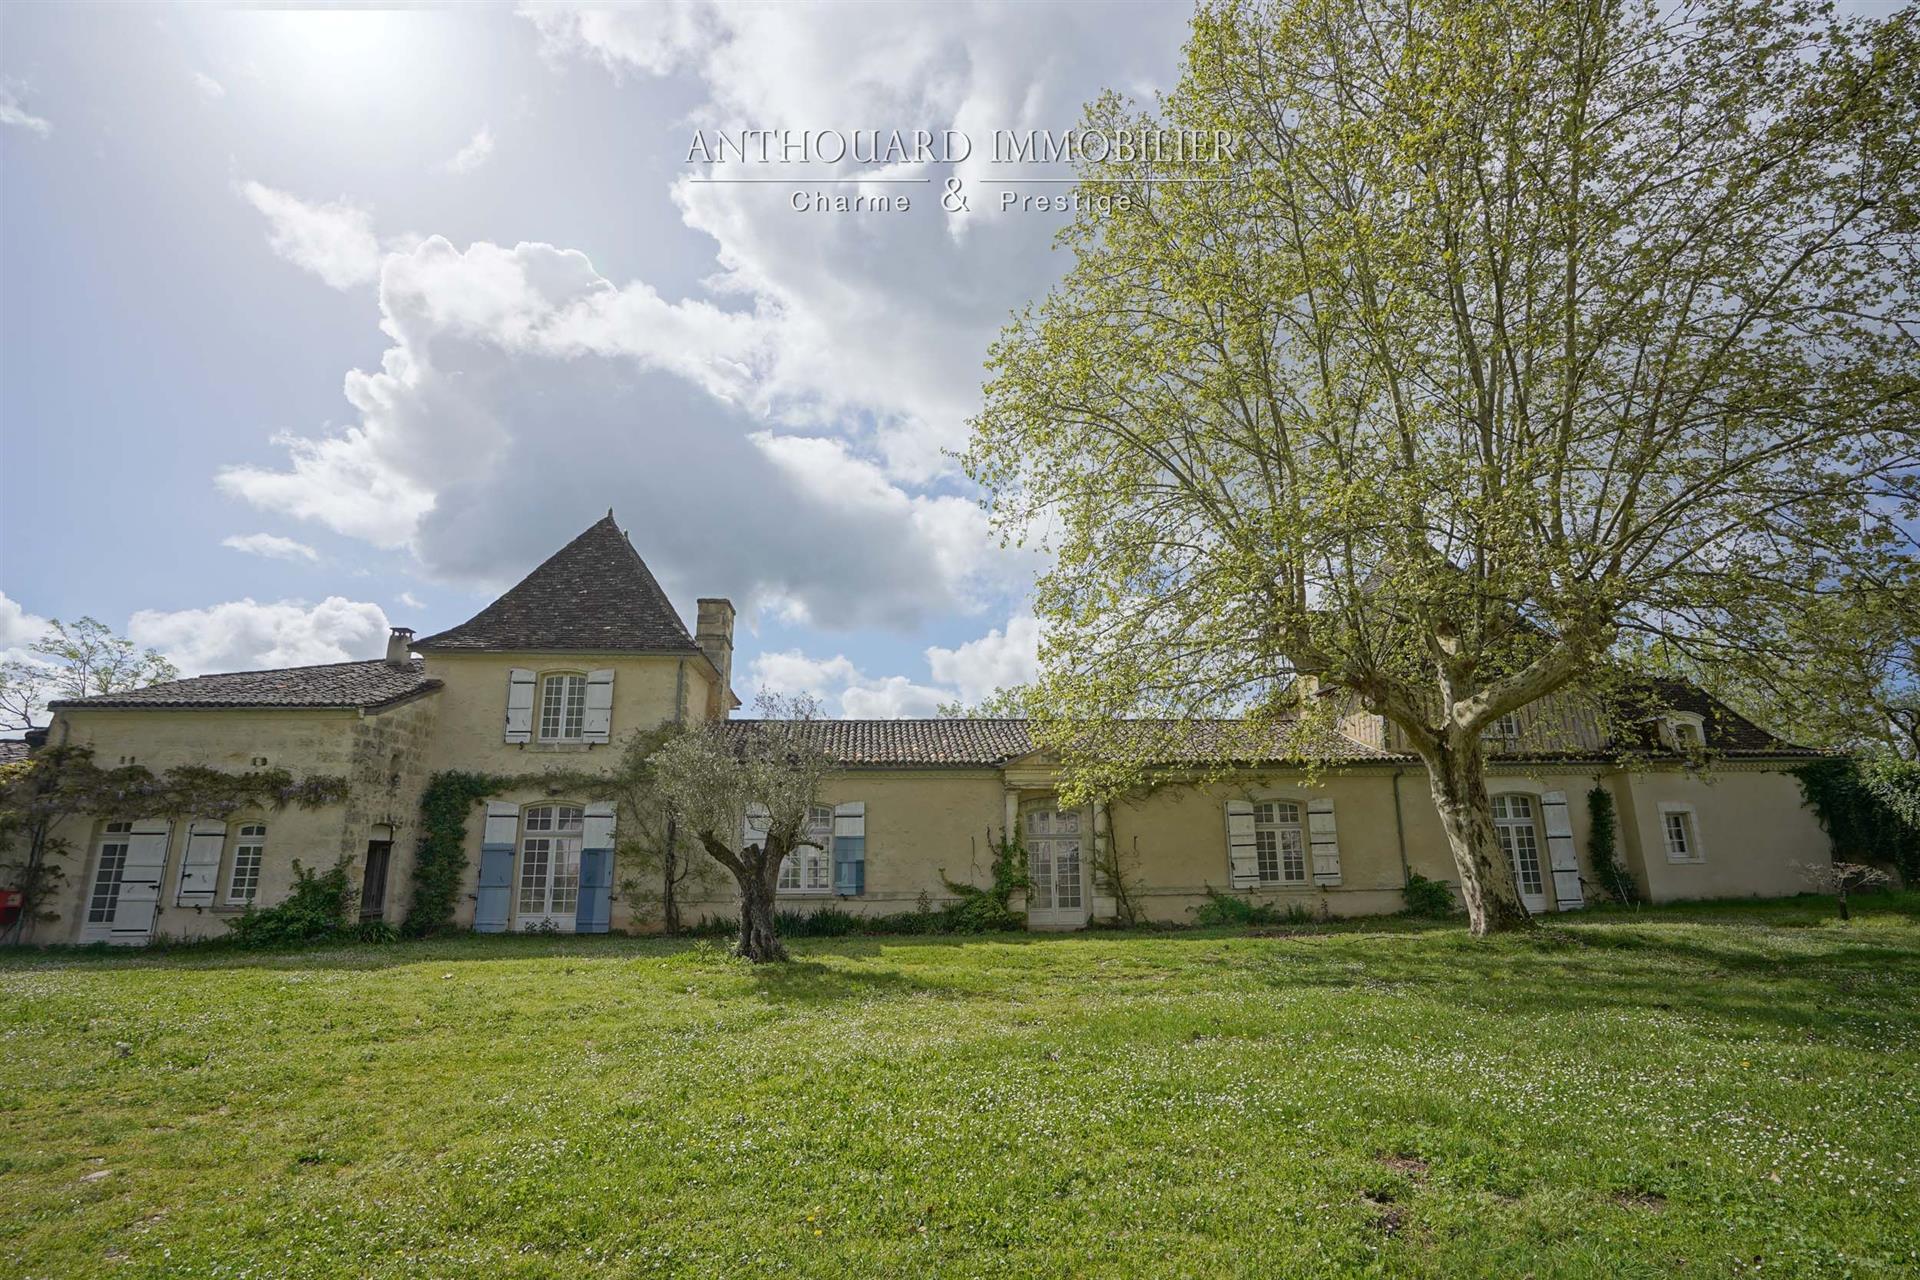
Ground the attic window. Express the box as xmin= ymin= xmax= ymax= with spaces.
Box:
xmin=538 ymin=674 xmax=587 ymax=742
xmin=1664 ymin=712 xmax=1706 ymax=752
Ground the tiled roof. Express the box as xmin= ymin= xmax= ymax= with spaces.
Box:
xmin=416 ymin=513 xmax=700 ymax=654
xmin=0 ymin=740 xmax=29 ymax=766
xmin=724 ymin=718 xmax=1392 ymax=767
xmin=1638 ymin=679 xmax=1818 ymax=755
xmin=47 ymin=659 xmax=440 ymax=712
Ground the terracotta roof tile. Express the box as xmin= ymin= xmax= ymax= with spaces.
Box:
xmin=415 ymin=514 xmax=700 ymax=654
xmin=48 ymin=659 xmax=440 ymax=712
xmin=724 ymin=718 xmax=1390 ymax=767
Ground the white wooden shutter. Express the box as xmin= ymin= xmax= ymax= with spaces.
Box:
xmin=1541 ymin=789 xmax=1583 ymax=910
xmin=112 ymin=819 xmax=171 ymax=945
xmin=504 ymin=668 xmax=535 ymax=743
xmin=482 ymin=801 xmax=522 ymax=848
xmin=583 ymin=669 xmax=614 ymax=743
xmin=175 ymin=819 xmax=225 ymax=906
xmin=1225 ymin=800 xmax=1258 ymax=889
xmin=1307 ymin=798 xmax=1342 ymax=886
xmin=742 ymin=802 xmax=771 ymax=852
xmin=582 ymin=802 xmax=616 ymax=851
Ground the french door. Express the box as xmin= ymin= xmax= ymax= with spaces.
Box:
xmin=81 ymin=820 xmax=170 ymax=945
xmin=1492 ymin=794 xmax=1550 ymax=915
xmin=1025 ymin=807 xmax=1087 ymax=930
xmin=517 ymin=805 xmax=583 ymax=931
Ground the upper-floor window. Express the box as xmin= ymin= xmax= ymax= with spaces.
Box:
xmin=228 ymin=824 xmax=267 ymax=904
xmin=1493 ymin=712 xmax=1522 ymax=742
xmin=777 ymin=806 xmax=834 ymax=893
xmin=538 ymin=673 xmax=587 ymax=742
xmin=1664 ymin=713 xmax=1706 ymax=752
xmin=1252 ymin=800 xmax=1307 ymax=885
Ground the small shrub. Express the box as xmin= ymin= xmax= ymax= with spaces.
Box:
xmin=351 ymin=919 xmax=398 ymax=944
xmin=1192 ymin=890 xmax=1313 ymax=927
xmin=1401 ymin=872 xmax=1455 ymax=918
xmin=224 ymin=859 xmax=355 ymax=948
xmin=776 ymin=905 xmax=863 ymax=937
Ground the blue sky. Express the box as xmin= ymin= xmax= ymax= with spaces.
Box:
xmin=0 ymin=2 xmax=1193 ymax=718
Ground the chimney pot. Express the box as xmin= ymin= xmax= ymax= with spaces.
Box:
xmin=386 ymin=626 xmax=415 ymax=668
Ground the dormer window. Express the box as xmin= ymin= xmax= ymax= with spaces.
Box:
xmin=1493 ymin=712 xmax=1521 ymax=743
xmin=538 ymin=673 xmax=587 ymax=742
xmin=1663 ymin=712 xmax=1706 ymax=753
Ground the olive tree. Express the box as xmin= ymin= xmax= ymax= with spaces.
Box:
xmin=650 ymin=694 xmax=831 ymax=962
xmin=967 ymin=0 xmax=1920 ymax=934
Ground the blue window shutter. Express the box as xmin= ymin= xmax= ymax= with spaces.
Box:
xmin=832 ymin=802 xmax=865 ymax=896
xmin=475 ymin=801 xmax=518 ymax=933
xmin=577 ymin=803 xmax=616 ymax=933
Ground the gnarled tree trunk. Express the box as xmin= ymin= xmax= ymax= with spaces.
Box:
xmin=734 ymin=855 xmax=788 ymax=963
xmin=1416 ymin=733 xmax=1534 ymax=937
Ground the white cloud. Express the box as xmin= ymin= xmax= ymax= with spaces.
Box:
xmin=398 ymin=591 xmax=425 ymax=610
xmin=0 ymin=591 xmax=53 ymax=653
xmin=440 ymin=125 xmax=494 ymax=175
xmin=127 ymin=597 xmax=390 ymax=676
xmin=217 ymin=234 xmax=1020 ymax=629
xmin=237 ymin=180 xmax=382 ymax=289
xmin=748 ymin=649 xmax=948 ymax=719
xmin=221 ymin=532 xmax=319 ymax=562
xmin=193 ymin=71 xmax=226 ymax=100
xmin=520 ymin=2 xmax=712 ymax=77
xmin=926 ymin=615 xmax=1039 ymax=704
xmin=0 ymin=81 xmax=52 ymax=138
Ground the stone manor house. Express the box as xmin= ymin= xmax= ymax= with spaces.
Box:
xmin=20 ymin=514 xmax=1830 ymax=944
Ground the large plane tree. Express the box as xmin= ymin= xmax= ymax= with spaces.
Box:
xmin=967 ymin=0 xmax=1920 ymax=934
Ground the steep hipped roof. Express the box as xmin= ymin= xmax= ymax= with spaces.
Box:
xmin=415 ymin=514 xmax=701 ymax=654
xmin=47 ymin=659 xmax=440 ymax=712
xmin=722 ymin=719 xmax=1393 ymax=768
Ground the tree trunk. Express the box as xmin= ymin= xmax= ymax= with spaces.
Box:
xmin=733 ymin=858 xmax=788 ymax=963
xmin=1417 ymin=734 xmax=1535 ymax=937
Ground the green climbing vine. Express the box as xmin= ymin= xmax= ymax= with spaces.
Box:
xmin=403 ymin=770 xmax=509 ymax=938
xmin=1791 ymin=757 xmax=1920 ymax=883
xmin=1586 ymin=785 xmax=1638 ymax=904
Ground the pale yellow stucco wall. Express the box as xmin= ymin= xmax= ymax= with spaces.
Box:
xmin=1616 ymin=766 xmax=1827 ymax=903
xmin=419 ymin=650 xmax=715 ymax=778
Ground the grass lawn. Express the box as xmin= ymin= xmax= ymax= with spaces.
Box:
xmin=3 ymin=897 xmax=1918 ymax=1278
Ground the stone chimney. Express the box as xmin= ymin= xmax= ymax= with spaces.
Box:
xmin=695 ymin=599 xmax=735 ymax=717
xmin=385 ymin=626 xmax=415 ymax=669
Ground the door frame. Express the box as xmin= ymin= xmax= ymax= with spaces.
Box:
xmin=80 ymin=820 xmax=170 ymax=946
xmin=1492 ymin=792 xmax=1551 ymax=915
xmin=514 ymin=803 xmax=583 ymax=932
xmin=1023 ymin=803 xmax=1090 ymax=931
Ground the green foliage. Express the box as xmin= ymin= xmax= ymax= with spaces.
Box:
xmin=935 ymin=830 xmax=1031 ymax=933
xmin=1400 ymin=872 xmax=1455 ymax=918
xmin=1792 ymin=757 xmax=1920 ymax=883
xmin=404 ymin=770 xmax=506 ymax=938
xmin=1192 ymin=889 xmax=1316 ymax=928
xmin=223 ymin=859 xmax=355 ymax=948
xmin=775 ymin=905 xmax=864 ymax=938
xmin=1586 ymin=786 xmax=1638 ymax=904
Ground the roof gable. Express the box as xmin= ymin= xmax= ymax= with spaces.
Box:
xmin=415 ymin=513 xmax=701 ymax=654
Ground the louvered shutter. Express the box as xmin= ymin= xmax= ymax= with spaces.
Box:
xmin=577 ymin=802 xmax=616 ymax=933
xmin=112 ymin=820 xmax=171 ymax=945
xmin=504 ymin=669 xmax=535 ymax=743
xmin=475 ymin=801 xmax=518 ymax=932
xmin=583 ymin=669 xmax=614 ymax=743
xmin=1541 ymin=789 xmax=1583 ymax=910
xmin=176 ymin=819 xmax=225 ymax=906
xmin=832 ymin=802 xmax=866 ymax=896
xmin=1307 ymin=798 xmax=1342 ymax=886
xmin=1225 ymin=800 xmax=1258 ymax=889
xmin=742 ymin=802 xmax=771 ymax=853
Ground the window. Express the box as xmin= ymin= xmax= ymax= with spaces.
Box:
xmin=538 ymin=673 xmax=588 ymax=742
xmin=1252 ymin=800 xmax=1307 ymax=885
xmin=1662 ymin=805 xmax=1704 ymax=863
xmin=1491 ymin=794 xmax=1544 ymax=901
xmin=519 ymin=804 xmax=583 ymax=920
xmin=1493 ymin=712 xmax=1522 ymax=743
xmin=1665 ymin=714 xmax=1706 ymax=752
xmin=360 ymin=840 xmax=392 ymax=921
xmin=228 ymin=824 xmax=266 ymax=905
xmin=778 ymin=807 xmax=834 ymax=893
xmin=88 ymin=823 xmax=133 ymax=924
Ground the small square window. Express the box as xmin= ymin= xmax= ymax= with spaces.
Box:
xmin=1661 ymin=808 xmax=1703 ymax=863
